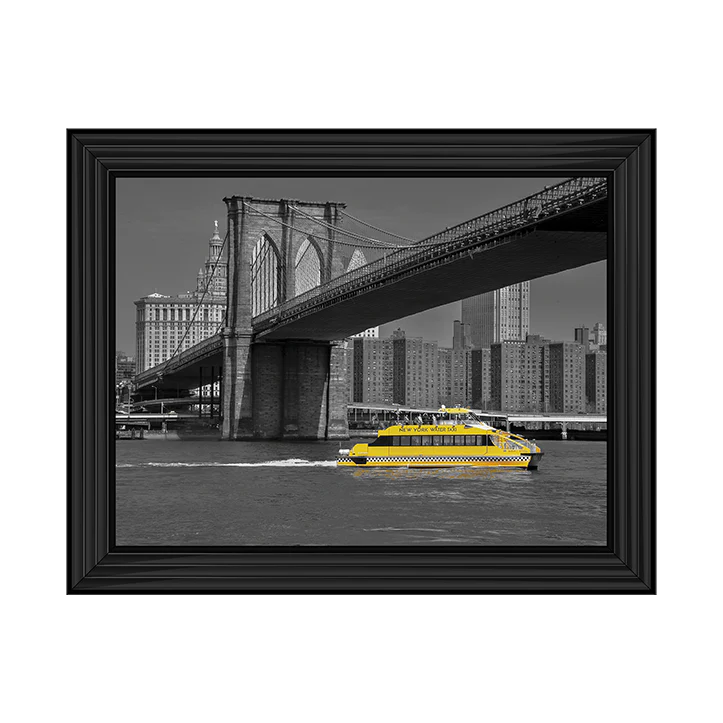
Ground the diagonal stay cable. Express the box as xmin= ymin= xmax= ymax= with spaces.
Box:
xmin=157 ymin=228 xmax=229 ymax=378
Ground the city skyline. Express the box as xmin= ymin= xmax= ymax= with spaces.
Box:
xmin=116 ymin=177 xmax=606 ymax=354
xmin=349 ymin=320 xmax=607 ymax=414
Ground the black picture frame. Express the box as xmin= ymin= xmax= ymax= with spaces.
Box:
xmin=68 ymin=130 xmax=655 ymax=593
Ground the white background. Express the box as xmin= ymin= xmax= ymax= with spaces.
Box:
xmin=1 ymin=1 xmax=720 ymax=721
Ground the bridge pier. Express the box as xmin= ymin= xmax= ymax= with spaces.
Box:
xmin=221 ymin=331 xmax=254 ymax=440
xmin=326 ymin=342 xmax=350 ymax=440
xmin=219 ymin=194 xmax=350 ymax=441
xmin=220 ymin=338 xmax=349 ymax=441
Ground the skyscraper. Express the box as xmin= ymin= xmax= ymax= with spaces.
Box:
xmin=135 ymin=222 xmax=227 ymax=372
xmin=461 ymin=283 xmax=530 ymax=349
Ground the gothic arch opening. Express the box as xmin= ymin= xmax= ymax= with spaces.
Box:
xmin=251 ymin=233 xmax=281 ymax=316
xmin=346 ymin=248 xmax=368 ymax=272
xmin=295 ymin=237 xmax=323 ymax=296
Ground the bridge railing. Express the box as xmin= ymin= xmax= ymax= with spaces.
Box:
xmin=253 ymin=177 xmax=606 ymax=327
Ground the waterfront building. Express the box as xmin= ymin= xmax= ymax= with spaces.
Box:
xmin=461 ymin=282 xmax=530 ymax=349
xmin=115 ymin=351 xmax=136 ymax=385
xmin=549 ymin=342 xmax=585 ymax=413
xmin=391 ymin=329 xmax=439 ymax=408
xmin=351 ymin=337 xmax=393 ymax=404
xmin=135 ymin=222 xmax=227 ymax=372
xmin=491 ymin=339 xmax=549 ymax=412
xmin=586 ymin=350 xmax=607 ymax=413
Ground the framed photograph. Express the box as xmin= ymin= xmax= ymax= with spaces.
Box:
xmin=68 ymin=130 xmax=654 ymax=593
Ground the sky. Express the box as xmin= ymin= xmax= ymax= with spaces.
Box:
xmin=116 ymin=177 xmax=606 ymax=354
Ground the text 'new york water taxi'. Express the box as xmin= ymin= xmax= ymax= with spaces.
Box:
xmin=337 ymin=408 xmax=543 ymax=469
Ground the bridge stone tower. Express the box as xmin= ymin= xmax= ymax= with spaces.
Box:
xmin=221 ymin=196 xmax=350 ymax=440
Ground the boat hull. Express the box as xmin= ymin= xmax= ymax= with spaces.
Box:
xmin=337 ymin=453 xmax=542 ymax=469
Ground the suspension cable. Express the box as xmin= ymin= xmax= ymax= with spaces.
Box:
xmin=158 ymin=229 xmax=229 ymax=375
xmin=243 ymin=201 xmax=404 ymax=250
xmin=338 ymin=208 xmax=417 ymax=243
xmin=289 ymin=204 xmax=410 ymax=248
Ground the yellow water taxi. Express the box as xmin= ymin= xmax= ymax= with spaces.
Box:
xmin=337 ymin=408 xmax=543 ymax=469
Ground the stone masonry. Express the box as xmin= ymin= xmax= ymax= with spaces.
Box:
xmin=220 ymin=196 xmax=350 ymax=440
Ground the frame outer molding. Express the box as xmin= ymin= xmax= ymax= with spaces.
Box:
xmin=68 ymin=130 xmax=655 ymax=593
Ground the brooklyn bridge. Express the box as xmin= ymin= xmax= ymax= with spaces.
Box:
xmin=133 ymin=177 xmax=607 ymax=440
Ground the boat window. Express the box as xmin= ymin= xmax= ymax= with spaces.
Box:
xmin=443 ymin=435 xmax=455 ymax=446
xmin=421 ymin=436 xmax=433 ymax=445
xmin=369 ymin=436 xmax=388 ymax=447
xmin=465 ymin=435 xmax=477 ymax=446
xmin=410 ymin=436 xmax=422 ymax=446
xmin=476 ymin=435 xmax=489 ymax=446
xmin=454 ymin=435 xmax=465 ymax=446
xmin=432 ymin=435 xmax=442 ymax=446
xmin=391 ymin=436 xmax=401 ymax=446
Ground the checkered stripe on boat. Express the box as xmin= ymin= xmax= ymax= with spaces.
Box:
xmin=338 ymin=456 xmax=528 ymax=463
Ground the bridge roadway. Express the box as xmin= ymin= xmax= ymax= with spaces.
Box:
xmin=135 ymin=179 xmax=606 ymax=394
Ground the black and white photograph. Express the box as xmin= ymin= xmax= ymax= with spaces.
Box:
xmin=115 ymin=176 xmax=608 ymax=547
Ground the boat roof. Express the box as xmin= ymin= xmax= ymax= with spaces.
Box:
xmin=378 ymin=422 xmax=496 ymax=434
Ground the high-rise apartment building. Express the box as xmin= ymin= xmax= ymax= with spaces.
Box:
xmin=438 ymin=348 xmax=471 ymax=407
xmin=470 ymin=348 xmax=492 ymax=410
xmin=391 ymin=329 xmax=438 ymax=408
xmin=438 ymin=348 xmax=452 ymax=406
xmin=135 ymin=222 xmax=227 ymax=372
xmin=461 ymin=282 xmax=530 ymax=349
xmin=351 ymin=337 xmax=393 ymax=404
xmin=586 ymin=350 xmax=607 ymax=413
xmin=549 ymin=342 xmax=585 ymax=413
xmin=491 ymin=339 xmax=549 ymax=412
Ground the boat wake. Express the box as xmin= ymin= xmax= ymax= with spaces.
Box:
xmin=116 ymin=459 xmax=337 ymax=468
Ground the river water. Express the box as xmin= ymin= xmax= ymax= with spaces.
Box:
xmin=115 ymin=439 xmax=607 ymax=546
